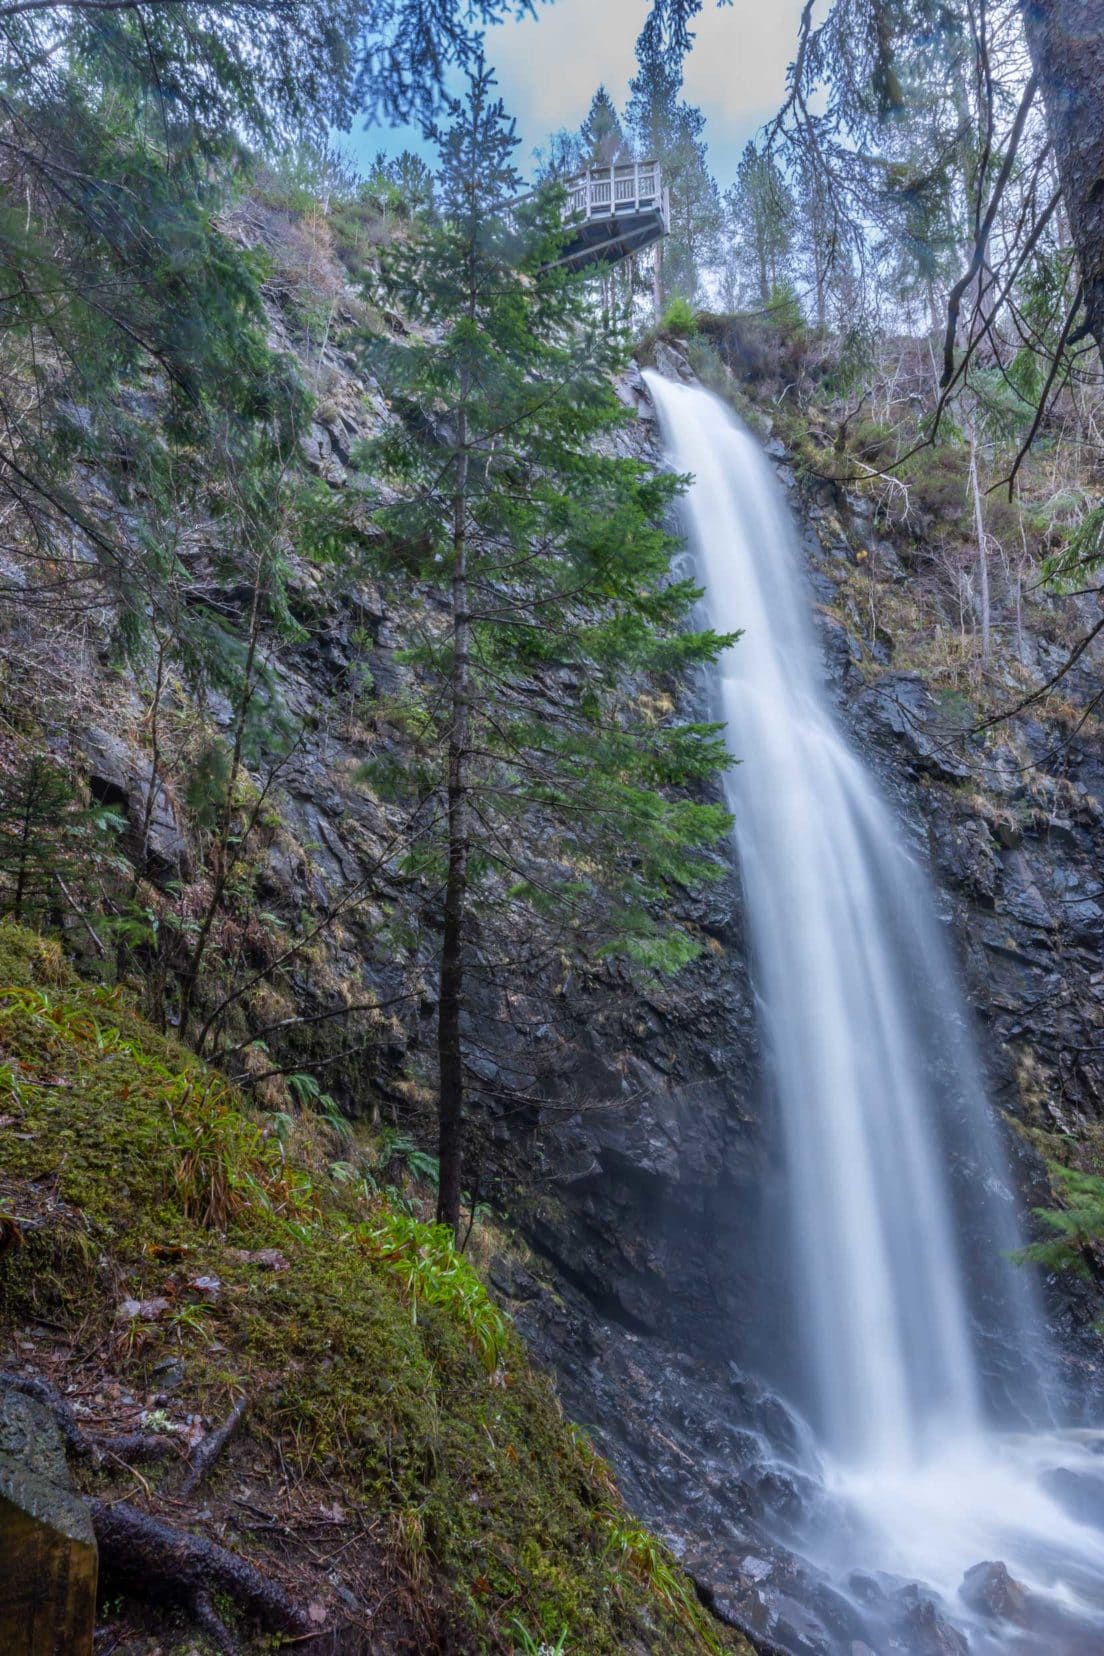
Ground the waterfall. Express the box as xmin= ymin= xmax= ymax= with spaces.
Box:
xmin=646 ymin=372 xmax=1104 ymax=1636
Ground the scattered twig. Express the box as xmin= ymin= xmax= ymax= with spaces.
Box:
xmin=52 ymin=871 xmax=106 ymax=956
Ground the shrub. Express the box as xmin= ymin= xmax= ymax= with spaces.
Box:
xmin=660 ymin=295 xmax=698 ymax=335
xmin=357 ymin=1209 xmax=511 ymax=1373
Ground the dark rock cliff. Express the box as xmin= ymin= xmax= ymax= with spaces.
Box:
xmin=491 ymin=360 xmax=1104 ymax=1654
xmin=17 ymin=213 xmax=1104 ymax=1648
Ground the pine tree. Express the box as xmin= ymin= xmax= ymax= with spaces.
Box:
xmin=725 ymin=143 xmax=796 ymax=311
xmin=0 ymin=755 xmax=123 ymax=922
xmin=626 ymin=21 xmax=722 ymax=309
xmin=359 ymin=64 xmax=735 ymax=1231
xmin=580 ymin=86 xmax=630 ymax=167
xmin=362 ymin=150 xmax=437 ymax=222
xmin=534 ymin=127 xmax=586 ymax=184
xmin=791 ymin=155 xmax=833 ymax=332
xmin=878 ymin=143 xmax=968 ymax=336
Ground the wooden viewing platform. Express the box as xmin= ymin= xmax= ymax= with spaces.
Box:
xmin=555 ymin=161 xmax=670 ymax=272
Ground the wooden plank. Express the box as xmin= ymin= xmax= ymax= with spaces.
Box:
xmin=0 ymin=1394 xmax=97 ymax=1655
xmin=553 ymin=208 xmax=667 ymax=274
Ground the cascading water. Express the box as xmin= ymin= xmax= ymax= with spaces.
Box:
xmin=645 ymin=371 xmax=1104 ymax=1651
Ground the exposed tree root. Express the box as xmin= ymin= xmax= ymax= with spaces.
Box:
xmin=178 ymin=1392 xmax=248 ymax=1496
xmin=2 ymin=1370 xmax=310 ymax=1650
xmin=0 ymin=1368 xmax=179 ymax=1466
xmin=89 ymin=1497 xmax=313 ymax=1653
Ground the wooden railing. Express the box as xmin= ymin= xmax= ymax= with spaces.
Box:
xmin=564 ymin=162 xmax=669 ymax=229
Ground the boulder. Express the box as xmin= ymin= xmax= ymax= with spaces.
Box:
xmin=1042 ymin=1465 xmax=1104 ymax=1530
xmin=895 ymin=1584 xmax=970 ymax=1654
xmin=959 ymin=1559 xmax=1028 ymax=1623
xmin=652 ymin=339 xmax=695 ymax=384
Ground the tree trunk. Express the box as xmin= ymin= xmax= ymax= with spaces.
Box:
xmin=178 ymin=548 xmax=264 ymax=1040
xmin=1020 ymin=0 xmax=1104 ymax=360
xmin=757 ymin=238 xmax=770 ymax=309
xmin=436 ymin=408 xmax=471 ymax=1236
xmin=652 ymin=240 xmax=664 ymax=320
xmin=118 ymin=632 xmax=167 ymax=984
xmin=968 ymin=426 xmax=991 ymax=661
xmin=12 ymin=779 xmax=33 ymax=920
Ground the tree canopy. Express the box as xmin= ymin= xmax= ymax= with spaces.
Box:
xmin=357 ymin=64 xmax=734 ymax=1227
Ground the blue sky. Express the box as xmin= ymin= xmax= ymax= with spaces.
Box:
xmin=343 ymin=0 xmax=809 ymax=193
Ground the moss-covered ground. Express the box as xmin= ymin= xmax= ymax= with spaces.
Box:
xmin=0 ymin=923 xmax=746 ymax=1654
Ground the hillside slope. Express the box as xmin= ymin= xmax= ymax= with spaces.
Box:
xmin=0 ymin=922 xmax=747 ymax=1655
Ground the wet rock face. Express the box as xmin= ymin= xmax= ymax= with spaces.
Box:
xmin=651 ymin=340 xmax=696 ymax=384
xmin=514 ymin=893 xmax=766 ymax=1358
xmin=80 ymin=725 xmax=189 ymax=884
xmin=1043 ymin=1463 xmax=1104 ymax=1529
xmin=63 ymin=312 xmax=1101 ymax=1653
xmin=505 ymin=397 xmax=1104 ymax=1654
xmin=228 ymin=366 xmax=1104 ymax=1653
xmin=506 ymin=1269 xmax=869 ymax=1655
xmin=855 ymin=674 xmax=972 ymax=784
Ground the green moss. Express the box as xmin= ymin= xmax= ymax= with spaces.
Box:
xmin=0 ymin=923 xmax=745 ymax=1655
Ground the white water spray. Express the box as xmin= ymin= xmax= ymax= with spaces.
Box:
xmin=646 ymin=372 xmax=1104 ymax=1637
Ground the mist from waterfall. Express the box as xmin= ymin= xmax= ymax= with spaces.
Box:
xmin=645 ymin=371 xmax=1104 ymax=1642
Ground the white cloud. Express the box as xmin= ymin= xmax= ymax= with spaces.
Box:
xmin=491 ymin=0 xmax=799 ymax=133
xmin=349 ymin=0 xmax=807 ymax=188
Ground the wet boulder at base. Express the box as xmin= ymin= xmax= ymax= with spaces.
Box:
xmin=959 ymin=1559 xmax=1028 ymax=1624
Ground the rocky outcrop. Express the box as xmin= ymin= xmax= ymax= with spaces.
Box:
xmin=79 ymin=725 xmax=190 ymax=884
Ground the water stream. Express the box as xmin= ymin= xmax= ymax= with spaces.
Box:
xmin=646 ymin=372 xmax=1104 ymax=1652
